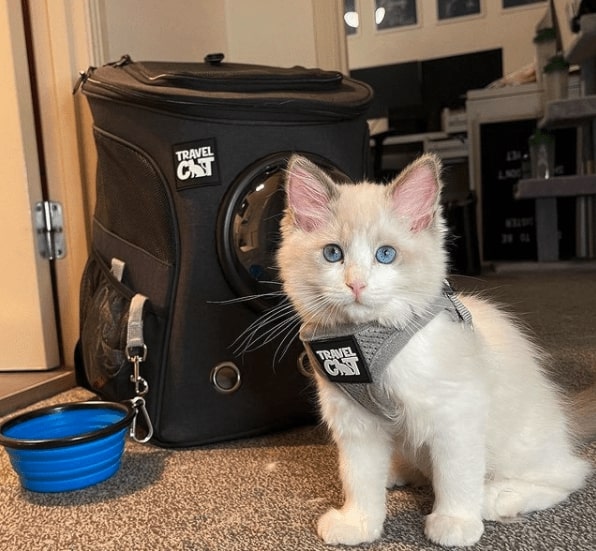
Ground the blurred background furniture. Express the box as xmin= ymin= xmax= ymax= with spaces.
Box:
xmin=516 ymin=13 xmax=596 ymax=262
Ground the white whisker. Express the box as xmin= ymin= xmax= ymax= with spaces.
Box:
xmin=231 ymin=297 xmax=302 ymax=360
xmin=207 ymin=290 xmax=285 ymax=306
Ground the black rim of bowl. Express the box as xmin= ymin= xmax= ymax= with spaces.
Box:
xmin=0 ymin=401 xmax=135 ymax=450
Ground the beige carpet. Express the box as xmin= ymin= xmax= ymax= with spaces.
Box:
xmin=1 ymin=266 xmax=595 ymax=551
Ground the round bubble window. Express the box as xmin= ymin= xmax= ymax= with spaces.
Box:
xmin=217 ymin=152 xmax=349 ymax=311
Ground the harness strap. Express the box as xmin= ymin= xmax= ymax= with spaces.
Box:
xmin=300 ymin=281 xmax=473 ymax=420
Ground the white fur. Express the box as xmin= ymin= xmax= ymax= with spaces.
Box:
xmin=278 ymin=154 xmax=592 ymax=547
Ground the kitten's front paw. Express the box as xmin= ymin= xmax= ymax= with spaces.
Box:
xmin=424 ymin=513 xmax=484 ymax=547
xmin=317 ymin=507 xmax=383 ymax=546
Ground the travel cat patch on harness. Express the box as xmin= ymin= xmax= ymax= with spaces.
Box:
xmin=300 ymin=282 xmax=473 ymax=420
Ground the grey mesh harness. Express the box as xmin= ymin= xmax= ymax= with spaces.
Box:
xmin=300 ymin=281 xmax=473 ymax=420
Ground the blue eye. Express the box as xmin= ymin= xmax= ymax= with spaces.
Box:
xmin=323 ymin=244 xmax=343 ymax=263
xmin=375 ymin=245 xmax=397 ymax=264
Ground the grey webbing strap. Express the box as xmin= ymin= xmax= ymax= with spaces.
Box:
xmin=126 ymin=293 xmax=154 ymax=443
xmin=110 ymin=257 xmax=148 ymax=354
xmin=301 ymin=283 xmax=473 ymax=420
xmin=125 ymin=293 xmax=153 ymax=443
xmin=110 ymin=257 xmax=148 ymax=355
xmin=111 ymin=257 xmax=148 ymax=352
xmin=109 ymin=257 xmax=153 ymax=443
xmin=443 ymin=280 xmax=473 ymax=326
xmin=126 ymin=293 xmax=148 ymax=357
xmin=110 ymin=257 xmax=126 ymax=282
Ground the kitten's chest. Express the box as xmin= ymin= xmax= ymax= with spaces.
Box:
xmin=301 ymin=288 xmax=473 ymax=420
xmin=303 ymin=323 xmax=421 ymax=419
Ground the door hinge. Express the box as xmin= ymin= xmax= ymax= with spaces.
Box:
xmin=34 ymin=201 xmax=66 ymax=260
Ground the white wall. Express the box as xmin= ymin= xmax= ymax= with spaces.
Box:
xmin=225 ymin=0 xmax=318 ymax=67
xmin=100 ymin=1 xmax=555 ymax=76
xmin=102 ymin=0 xmax=228 ymax=62
xmin=101 ymin=0 xmax=322 ymax=69
xmin=347 ymin=0 xmax=551 ymax=74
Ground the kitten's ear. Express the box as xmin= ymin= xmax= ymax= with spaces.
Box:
xmin=388 ymin=153 xmax=442 ymax=232
xmin=285 ymin=155 xmax=337 ymax=232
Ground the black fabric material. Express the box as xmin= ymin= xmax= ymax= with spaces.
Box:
xmin=76 ymin=57 xmax=373 ymax=447
xmin=123 ymin=58 xmax=344 ymax=92
xmin=81 ymin=55 xmax=373 ymax=121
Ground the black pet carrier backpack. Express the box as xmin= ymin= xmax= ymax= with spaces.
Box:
xmin=76 ymin=54 xmax=373 ymax=447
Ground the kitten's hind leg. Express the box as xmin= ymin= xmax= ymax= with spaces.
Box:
xmin=483 ymin=480 xmax=574 ymax=520
xmin=483 ymin=457 xmax=591 ymax=521
xmin=387 ymin=451 xmax=428 ymax=489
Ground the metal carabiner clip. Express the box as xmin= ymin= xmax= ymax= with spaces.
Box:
xmin=128 ymin=346 xmax=149 ymax=397
xmin=128 ymin=396 xmax=154 ymax=444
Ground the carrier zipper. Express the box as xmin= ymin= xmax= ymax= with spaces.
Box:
xmin=110 ymin=54 xmax=132 ymax=68
xmin=73 ymin=56 xmax=131 ymax=94
xmin=80 ymin=75 xmax=369 ymax=120
xmin=72 ymin=67 xmax=94 ymax=94
xmin=77 ymin=61 xmax=371 ymax=119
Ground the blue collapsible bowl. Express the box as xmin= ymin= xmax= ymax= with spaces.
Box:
xmin=0 ymin=401 xmax=134 ymax=492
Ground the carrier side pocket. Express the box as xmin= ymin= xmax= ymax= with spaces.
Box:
xmin=79 ymin=252 xmax=133 ymax=397
xmin=78 ymin=251 xmax=164 ymax=403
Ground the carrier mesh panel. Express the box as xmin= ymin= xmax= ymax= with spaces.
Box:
xmin=93 ymin=128 xmax=176 ymax=264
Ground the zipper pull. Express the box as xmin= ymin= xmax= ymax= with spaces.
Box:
xmin=110 ymin=54 xmax=132 ymax=68
xmin=72 ymin=55 xmax=131 ymax=94
xmin=72 ymin=66 xmax=95 ymax=94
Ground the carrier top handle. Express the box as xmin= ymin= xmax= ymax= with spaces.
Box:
xmin=204 ymin=53 xmax=224 ymax=65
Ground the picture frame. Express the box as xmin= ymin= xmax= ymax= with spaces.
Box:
xmin=502 ymin=0 xmax=546 ymax=8
xmin=437 ymin=0 xmax=481 ymax=21
xmin=375 ymin=0 xmax=418 ymax=31
xmin=343 ymin=0 xmax=359 ymax=36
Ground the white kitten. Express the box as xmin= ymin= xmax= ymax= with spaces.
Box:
xmin=277 ymin=153 xmax=594 ymax=547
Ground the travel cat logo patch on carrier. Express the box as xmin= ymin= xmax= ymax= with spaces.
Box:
xmin=307 ymin=336 xmax=372 ymax=384
xmin=173 ymin=138 xmax=220 ymax=189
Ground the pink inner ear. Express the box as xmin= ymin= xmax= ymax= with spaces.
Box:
xmin=391 ymin=163 xmax=439 ymax=232
xmin=287 ymin=166 xmax=331 ymax=232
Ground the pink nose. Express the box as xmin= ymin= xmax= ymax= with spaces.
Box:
xmin=346 ymin=280 xmax=366 ymax=299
